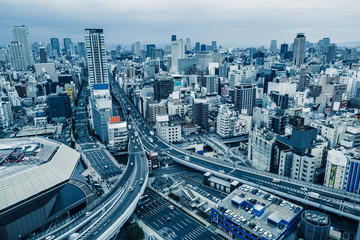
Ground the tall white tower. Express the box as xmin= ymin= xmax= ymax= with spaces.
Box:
xmin=11 ymin=25 xmax=33 ymax=68
xmin=85 ymin=28 xmax=109 ymax=90
xmin=170 ymin=35 xmax=185 ymax=73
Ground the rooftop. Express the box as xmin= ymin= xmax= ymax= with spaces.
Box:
xmin=211 ymin=184 xmax=302 ymax=240
xmin=0 ymin=137 xmax=80 ymax=212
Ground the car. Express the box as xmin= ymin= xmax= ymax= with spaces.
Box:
xmin=169 ymin=205 xmax=174 ymax=210
xmin=45 ymin=236 xmax=55 ymax=240
xmin=280 ymin=201 xmax=286 ymax=207
xmin=104 ymin=165 xmax=108 ymax=169
xmin=130 ymin=162 xmax=134 ymax=167
xmin=301 ymin=187 xmax=308 ymax=192
xmin=162 ymin=216 xmax=171 ymax=222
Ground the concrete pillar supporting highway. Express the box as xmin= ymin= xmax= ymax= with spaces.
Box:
xmin=357 ymin=222 xmax=360 ymax=240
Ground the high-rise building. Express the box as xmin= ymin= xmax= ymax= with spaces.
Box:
xmin=50 ymin=38 xmax=61 ymax=57
xmin=299 ymin=67 xmax=310 ymax=91
xmin=270 ymin=40 xmax=277 ymax=52
xmin=153 ymin=77 xmax=174 ymax=101
xmin=146 ymin=44 xmax=156 ymax=58
xmin=280 ymin=43 xmax=288 ymax=59
xmin=47 ymin=92 xmax=73 ymax=123
xmin=195 ymin=42 xmax=200 ymax=52
xmin=293 ymin=33 xmax=306 ymax=67
xmin=211 ymin=41 xmax=217 ymax=51
xmin=11 ymin=25 xmax=33 ymax=67
xmin=185 ymin=38 xmax=191 ymax=51
xmin=192 ymin=99 xmax=209 ymax=130
xmin=63 ymin=38 xmax=73 ymax=55
xmin=234 ymin=84 xmax=256 ymax=115
xmin=91 ymin=84 xmax=112 ymax=142
xmin=131 ymin=41 xmax=140 ymax=56
xmin=85 ymin=29 xmax=108 ymax=90
xmin=200 ymin=44 xmax=207 ymax=51
xmin=7 ymin=41 xmax=27 ymax=70
xmin=39 ymin=47 xmax=47 ymax=63
xmin=77 ymin=42 xmax=86 ymax=59
xmin=324 ymin=150 xmax=347 ymax=190
xmin=326 ymin=44 xmax=337 ymax=63
xmin=171 ymin=35 xmax=185 ymax=72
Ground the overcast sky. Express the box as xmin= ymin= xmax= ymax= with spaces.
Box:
xmin=1 ymin=0 xmax=359 ymax=48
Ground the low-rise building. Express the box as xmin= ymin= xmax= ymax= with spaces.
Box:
xmin=108 ymin=116 xmax=128 ymax=151
xmin=211 ymin=185 xmax=303 ymax=240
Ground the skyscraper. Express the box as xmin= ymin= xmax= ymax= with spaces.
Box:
xmin=50 ymin=38 xmax=60 ymax=57
xmin=293 ymin=33 xmax=306 ymax=67
xmin=270 ymin=40 xmax=277 ymax=52
xmin=63 ymin=38 xmax=73 ymax=55
xmin=195 ymin=42 xmax=200 ymax=52
xmin=193 ymin=99 xmax=209 ymax=130
xmin=326 ymin=44 xmax=337 ymax=63
xmin=171 ymin=35 xmax=185 ymax=72
xmin=185 ymin=38 xmax=191 ymax=51
xmin=280 ymin=43 xmax=288 ymax=60
xmin=7 ymin=41 xmax=26 ymax=70
xmin=39 ymin=47 xmax=47 ymax=63
xmin=211 ymin=41 xmax=217 ymax=51
xmin=85 ymin=28 xmax=108 ymax=89
xmin=77 ymin=42 xmax=86 ymax=59
xmin=11 ymin=25 xmax=33 ymax=67
xmin=234 ymin=84 xmax=256 ymax=115
xmin=131 ymin=41 xmax=140 ymax=56
xmin=146 ymin=44 xmax=156 ymax=58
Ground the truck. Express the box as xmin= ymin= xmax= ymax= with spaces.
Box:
xmin=149 ymin=131 xmax=154 ymax=136
xmin=308 ymin=192 xmax=320 ymax=199
xmin=272 ymin=178 xmax=281 ymax=183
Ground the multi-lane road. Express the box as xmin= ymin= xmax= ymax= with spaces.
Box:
xmin=110 ymin=74 xmax=360 ymax=225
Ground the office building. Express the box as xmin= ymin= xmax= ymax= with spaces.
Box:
xmin=300 ymin=210 xmax=330 ymax=240
xmin=11 ymin=25 xmax=33 ymax=67
xmin=185 ymin=38 xmax=191 ymax=51
xmin=85 ymin=29 xmax=109 ymax=90
xmin=131 ymin=41 xmax=140 ymax=56
xmin=211 ymin=41 xmax=217 ymax=51
xmin=39 ymin=47 xmax=47 ymax=63
xmin=63 ymin=38 xmax=73 ymax=55
xmin=146 ymin=101 xmax=167 ymax=124
xmin=216 ymin=105 xmax=252 ymax=138
xmin=200 ymin=44 xmax=207 ymax=51
xmin=270 ymin=40 xmax=277 ymax=52
xmin=0 ymin=100 xmax=13 ymax=128
xmin=211 ymin=185 xmax=303 ymax=240
xmin=326 ymin=44 xmax=337 ymax=63
xmin=171 ymin=35 xmax=185 ymax=72
xmin=108 ymin=116 xmax=128 ymax=151
xmin=91 ymin=84 xmax=112 ymax=142
xmin=270 ymin=91 xmax=289 ymax=110
xmin=77 ymin=42 xmax=86 ymax=59
xmin=267 ymin=80 xmax=297 ymax=98
xmin=192 ymin=99 xmax=209 ymax=130
xmin=146 ymin=44 xmax=156 ymax=58
xmin=153 ymin=77 xmax=174 ymax=101
xmin=298 ymin=68 xmax=310 ymax=91
xmin=234 ymin=84 xmax=256 ymax=115
xmin=280 ymin=43 xmax=288 ymax=60
xmin=345 ymin=154 xmax=360 ymax=194
xmin=7 ymin=41 xmax=26 ymax=70
xmin=195 ymin=42 xmax=200 ymax=52
xmin=47 ymin=92 xmax=73 ymax=123
xmin=324 ymin=150 xmax=347 ymax=190
xmin=293 ymin=33 xmax=306 ymax=67
xmin=205 ymin=75 xmax=220 ymax=94
xmin=276 ymin=126 xmax=321 ymax=182
xmin=156 ymin=114 xmax=182 ymax=143
xmin=50 ymin=38 xmax=61 ymax=57
xmin=248 ymin=128 xmax=277 ymax=172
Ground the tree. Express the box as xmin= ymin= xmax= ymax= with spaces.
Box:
xmin=125 ymin=224 xmax=144 ymax=240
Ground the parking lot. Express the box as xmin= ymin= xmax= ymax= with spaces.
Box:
xmin=137 ymin=190 xmax=222 ymax=240
xmin=84 ymin=149 xmax=121 ymax=179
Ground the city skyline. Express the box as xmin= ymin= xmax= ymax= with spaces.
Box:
xmin=0 ymin=0 xmax=359 ymax=47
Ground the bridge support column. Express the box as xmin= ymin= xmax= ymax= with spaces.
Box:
xmin=357 ymin=221 xmax=360 ymax=240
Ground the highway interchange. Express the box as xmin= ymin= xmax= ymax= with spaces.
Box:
xmin=109 ymin=73 xmax=360 ymax=225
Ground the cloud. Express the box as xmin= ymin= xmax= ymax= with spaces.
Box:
xmin=0 ymin=0 xmax=359 ymax=47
